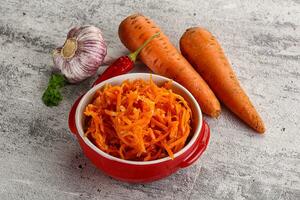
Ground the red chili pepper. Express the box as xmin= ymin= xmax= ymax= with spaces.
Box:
xmin=93 ymin=32 xmax=160 ymax=86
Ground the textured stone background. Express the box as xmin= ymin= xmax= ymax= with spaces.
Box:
xmin=0 ymin=0 xmax=299 ymax=199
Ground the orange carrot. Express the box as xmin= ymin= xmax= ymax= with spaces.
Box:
xmin=118 ymin=14 xmax=221 ymax=117
xmin=180 ymin=27 xmax=265 ymax=133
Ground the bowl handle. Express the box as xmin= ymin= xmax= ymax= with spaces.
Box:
xmin=180 ymin=120 xmax=210 ymax=168
xmin=68 ymin=96 xmax=83 ymax=135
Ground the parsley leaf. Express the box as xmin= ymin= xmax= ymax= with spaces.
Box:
xmin=42 ymin=74 xmax=67 ymax=106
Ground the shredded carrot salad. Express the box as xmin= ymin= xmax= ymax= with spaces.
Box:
xmin=84 ymin=78 xmax=192 ymax=161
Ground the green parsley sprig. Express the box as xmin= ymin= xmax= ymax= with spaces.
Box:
xmin=42 ymin=74 xmax=67 ymax=106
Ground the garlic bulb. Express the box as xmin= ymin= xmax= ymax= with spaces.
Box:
xmin=53 ymin=25 xmax=107 ymax=83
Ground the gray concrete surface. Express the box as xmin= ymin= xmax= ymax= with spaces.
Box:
xmin=0 ymin=0 xmax=300 ymax=199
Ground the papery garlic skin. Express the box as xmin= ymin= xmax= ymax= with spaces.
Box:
xmin=53 ymin=25 xmax=107 ymax=83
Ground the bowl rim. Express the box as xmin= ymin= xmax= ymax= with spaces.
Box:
xmin=75 ymin=73 xmax=202 ymax=165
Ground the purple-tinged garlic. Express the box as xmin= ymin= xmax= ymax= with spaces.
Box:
xmin=53 ymin=25 xmax=107 ymax=83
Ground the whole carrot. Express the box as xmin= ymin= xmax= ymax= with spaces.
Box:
xmin=118 ymin=14 xmax=221 ymax=117
xmin=180 ymin=27 xmax=265 ymax=133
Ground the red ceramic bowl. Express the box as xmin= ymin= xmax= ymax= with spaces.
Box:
xmin=69 ymin=73 xmax=210 ymax=183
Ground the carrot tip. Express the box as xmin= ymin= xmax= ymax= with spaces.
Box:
xmin=255 ymin=124 xmax=266 ymax=134
xmin=211 ymin=109 xmax=221 ymax=118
